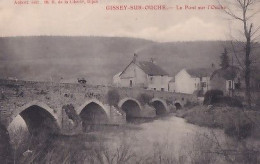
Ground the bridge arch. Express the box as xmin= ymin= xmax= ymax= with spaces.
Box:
xmin=174 ymin=101 xmax=182 ymax=109
xmin=77 ymin=99 xmax=109 ymax=131
xmin=150 ymin=98 xmax=168 ymax=115
xmin=118 ymin=98 xmax=142 ymax=121
xmin=8 ymin=100 xmax=60 ymax=136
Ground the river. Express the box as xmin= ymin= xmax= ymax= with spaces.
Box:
xmin=90 ymin=114 xmax=228 ymax=163
xmin=9 ymin=113 xmax=258 ymax=163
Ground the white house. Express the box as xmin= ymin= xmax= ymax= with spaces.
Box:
xmin=168 ymin=77 xmax=175 ymax=92
xmin=175 ymin=68 xmax=214 ymax=94
xmin=112 ymin=72 xmax=122 ymax=87
xmin=210 ymin=66 xmax=241 ymax=96
xmin=113 ymin=54 xmax=172 ymax=91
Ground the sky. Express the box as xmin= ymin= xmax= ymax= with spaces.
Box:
xmin=1 ymin=0 xmax=259 ymax=42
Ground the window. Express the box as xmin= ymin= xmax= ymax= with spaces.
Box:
xmin=154 ymin=88 xmax=156 ymax=91
xmin=201 ymin=82 xmax=206 ymax=87
xmin=161 ymin=88 xmax=164 ymax=91
xmin=150 ymin=76 xmax=153 ymax=84
xmin=235 ymin=82 xmax=241 ymax=89
xmin=228 ymin=80 xmax=233 ymax=89
xmin=130 ymin=80 xmax=132 ymax=87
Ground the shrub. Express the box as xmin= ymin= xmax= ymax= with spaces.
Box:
xmin=137 ymin=93 xmax=152 ymax=105
xmin=216 ymin=96 xmax=243 ymax=108
xmin=224 ymin=122 xmax=253 ymax=139
xmin=107 ymin=89 xmax=120 ymax=107
xmin=203 ymin=90 xmax=224 ymax=105
xmin=0 ymin=123 xmax=13 ymax=163
xmin=193 ymin=89 xmax=204 ymax=97
xmin=223 ymin=111 xmax=253 ymax=139
xmin=62 ymin=104 xmax=81 ymax=127
xmin=184 ymin=100 xmax=199 ymax=108
xmin=1 ymin=94 xmax=6 ymax=100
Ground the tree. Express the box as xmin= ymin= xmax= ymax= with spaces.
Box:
xmin=107 ymin=89 xmax=120 ymax=107
xmin=220 ymin=48 xmax=229 ymax=68
xmin=219 ymin=0 xmax=260 ymax=107
xmin=137 ymin=93 xmax=152 ymax=105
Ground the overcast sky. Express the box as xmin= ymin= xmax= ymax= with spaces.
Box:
xmin=0 ymin=0 xmax=259 ymax=42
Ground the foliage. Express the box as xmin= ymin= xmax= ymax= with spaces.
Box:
xmin=203 ymin=90 xmax=224 ymax=105
xmin=219 ymin=48 xmax=229 ymax=68
xmin=0 ymin=123 xmax=13 ymax=163
xmin=194 ymin=89 xmax=204 ymax=97
xmin=5 ymin=84 xmax=19 ymax=89
xmin=184 ymin=100 xmax=199 ymax=108
xmin=216 ymin=96 xmax=243 ymax=108
xmin=176 ymin=106 xmax=259 ymax=140
xmin=62 ymin=104 xmax=81 ymax=127
xmin=204 ymin=90 xmax=243 ymax=107
xmin=107 ymin=89 xmax=120 ymax=107
xmin=137 ymin=93 xmax=152 ymax=105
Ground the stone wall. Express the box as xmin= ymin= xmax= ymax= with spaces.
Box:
xmin=0 ymin=79 xmax=196 ymax=133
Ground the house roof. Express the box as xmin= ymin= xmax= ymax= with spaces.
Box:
xmin=186 ymin=68 xmax=215 ymax=78
xmin=210 ymin=66 xmax=240 ymax=80
xmin=119 ymin=60 xmax=169 ymax=77
xmin=136 ymin=61 xmax=169 ymax=76
xmin=113 ymin=72 xmax=121 ymax=78
xmin=169 ymin=77 xmax=175 ymax=82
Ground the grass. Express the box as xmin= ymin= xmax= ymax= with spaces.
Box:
xmin=176 ymin=105 xmax=260 ymax=140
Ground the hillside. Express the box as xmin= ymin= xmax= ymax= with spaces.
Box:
xmin=0 ymin=36 xmax=259 ymax=84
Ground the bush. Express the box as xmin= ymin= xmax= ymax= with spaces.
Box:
xmin=217 ymin=96 xmax=243 ymax=108
xmin=184 ymin=100 xmax=199 ymax=108
xmin=0 ymin=123 xmax=13 ymax=163
xmin=223 ymin=110 xmax=253 ymax=139
xmin=62 ymin=104 xmax=81 ymax=127
xmin=203 ymin=90 xmax=223 ymax=105
xmin=193 ymin=89 xmax=204 ymax=97
xmin=107 ymin=89 xmax=120 ymax=107
xmin=224 ymin=122 xmax=253 ymax=139
xmin=204 ymin=90 xmax=243 ymax=107
xmin=137 ymin=93 xmax=152 ymax=105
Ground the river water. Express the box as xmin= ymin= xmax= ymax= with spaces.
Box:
xmin=91 ymin=114 xmax=228 ymax=163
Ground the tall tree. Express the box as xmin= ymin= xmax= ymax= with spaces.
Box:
xmin=219 ymin=0 xmax=260 ymax=107
xmin=220 ymin=48 xmax=230 ymax=68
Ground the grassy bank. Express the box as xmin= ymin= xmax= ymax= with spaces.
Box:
xmin=176 ymin=105 xmax=260 ymax=140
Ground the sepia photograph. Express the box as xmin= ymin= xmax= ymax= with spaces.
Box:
xmin=0 ymin=0 xmax=260 ymax=163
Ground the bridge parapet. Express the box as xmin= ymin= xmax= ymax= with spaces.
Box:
xmin=111 ymin=86 xmax=196 ymax=106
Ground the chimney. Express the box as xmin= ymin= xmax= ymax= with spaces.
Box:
xmin=133 ymin=53 xmax=138 ymax=63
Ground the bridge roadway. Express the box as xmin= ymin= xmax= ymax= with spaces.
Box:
xmin=0 ymin=79 xmax=196 ymax=135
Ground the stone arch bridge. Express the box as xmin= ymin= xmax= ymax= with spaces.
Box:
xmin=0 ymin=79 xmax=196 ymax=135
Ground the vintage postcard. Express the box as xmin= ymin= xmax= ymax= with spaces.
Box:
xmin=0 ymin=0 xmax=260 ymax=163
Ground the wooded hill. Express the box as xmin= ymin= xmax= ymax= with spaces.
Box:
xmin=0 ymin=36 xmax=259 ymax=84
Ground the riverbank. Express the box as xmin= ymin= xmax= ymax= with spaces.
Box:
xmin=175 ymin=105 xmax=260 ymax=140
